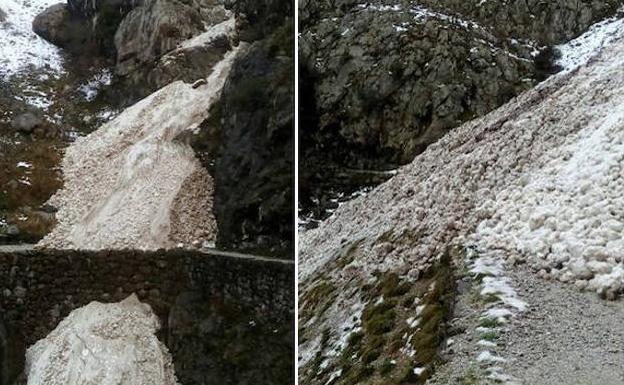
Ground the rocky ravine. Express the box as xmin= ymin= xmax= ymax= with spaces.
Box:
xmin=299 ymin=13 xmax=624 ymax=385
xmin=38 ymin=42 xmax=243 ymax=250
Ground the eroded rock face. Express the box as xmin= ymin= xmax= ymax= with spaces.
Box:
xmin=300 ymin=0 xmax=624 ymax=166
xmin=0 ymin=7 xmax=6 ymax=22
xmin=212 ymin=21 xmax=294 ymax=256
xmin=114 ymin=0 xmax=228 ymax=77
xmin=25 ymin=295 xmax=179 ymax=385
xmin=147 ymin=16 xmax=236 ymax=90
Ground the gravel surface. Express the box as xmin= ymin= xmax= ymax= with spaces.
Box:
xmin=429 ymin=262 xmax=624 ymax=385
xmin=498 ymin=266 xmax=624 ymax=385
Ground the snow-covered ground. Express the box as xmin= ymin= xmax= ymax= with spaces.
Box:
xmin=25 ymin=295 xmax=179 ymax=385
xmin=555 ymin=8 xmax=624 ymax=72
xmin=38 ymin=43 xmax=244 ymax=250
xmin=0 ymin=0 xmax=64 ymax=78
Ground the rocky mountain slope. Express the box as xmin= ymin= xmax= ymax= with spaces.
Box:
xmin=1 ymin=0 xmax=293 ymax=255
xmin=299 ymin=0 xmax=624 ymax=225
xmin=299 ymin=10 xmax=624 ymax=385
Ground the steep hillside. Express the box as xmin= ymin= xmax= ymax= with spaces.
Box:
xmin=299 ymin=0 xmax=624 ymax=225
xmin=299 ymin=12 xmax=624 ymax=385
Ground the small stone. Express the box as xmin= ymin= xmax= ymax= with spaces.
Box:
xmin=11 ymin=112 xmax=43 ymax=134
xmin=192 ymin=79 xmax=207 ymax=89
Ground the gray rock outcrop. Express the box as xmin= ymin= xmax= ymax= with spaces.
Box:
xmin=300 ymin=0 xmax=624 ymax=166
xmin=114 ymin=0 xmax=228 ymax=77
xmin=211 ymin=21 xmax=294 ymax=256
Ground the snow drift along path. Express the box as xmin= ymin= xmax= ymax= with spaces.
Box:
xmin=25 ymin=295 xmax=179 ymax=385
xmin=38 ymin=43 xmax=244 ymax=250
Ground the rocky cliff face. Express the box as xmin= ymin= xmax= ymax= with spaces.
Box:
xmin=211 ymin=23 xmax=294 ymax=256
xmin=195 ymin=0 xmax=294 ymax=256
xmin=300 ymin=0 xmax=624 ymax=215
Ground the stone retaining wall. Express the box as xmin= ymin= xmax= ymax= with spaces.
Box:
xmin=0 ymin=248 xmax=294 ymax=385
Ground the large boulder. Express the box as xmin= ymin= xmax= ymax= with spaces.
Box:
xmin=32 ymin=4 xmax=70 ymax=47
xmin=31 ymin=3 xmax=96 ymax=53
xmin=33 ymin=0 xmax=139 ymax=55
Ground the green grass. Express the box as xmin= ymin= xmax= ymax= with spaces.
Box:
xmin=478 ymin=330 xmax=498 ymax=342
xmin=478 ymin=317 xmax=501 ymax=329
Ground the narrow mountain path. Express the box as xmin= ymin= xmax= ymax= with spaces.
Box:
xmin=497 ymin=266 xmax=624 ymax=385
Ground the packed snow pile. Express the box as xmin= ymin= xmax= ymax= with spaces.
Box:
xmin=300 ymin=23 xmax=624 ymax=300
xmin=555 ymin=8 xmax=624 ymax=72
xmin=0 ymin=0 xmax=64 ymax=78
xmin=38 ymin=45 xmax=245 ymax=250
xmin=25 ymin=295 xmax=179 ymax=385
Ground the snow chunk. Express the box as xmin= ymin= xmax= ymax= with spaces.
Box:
xmin=25 ymin=295 xmax=179 ymax=385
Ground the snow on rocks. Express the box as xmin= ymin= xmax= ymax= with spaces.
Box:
xmin=300 ymin=15 xmax=624 ymax=380
xmin=37 ymin=45 xmax=245 ymax=250
xmin=0 ymin=0 xmax=64 ymax=78
xmin=555 ymin=8 xmax=624 ymax=72
xmin=302 ymin=26 xmax=624 ymax=298
xmin=25 ymin=294 xmax=179 ymax=385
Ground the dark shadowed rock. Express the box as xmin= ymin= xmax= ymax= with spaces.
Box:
xmin=32 ymin=4 xmax=72 ymax=48
xmin=10 ymin=112 xmax=43 ymax=134
xmin=224 ymin=0 xmax=293 ymax=41
xmin=0 ymin=7 xmax=7 ymax=22
xmin=168 ymin=291 xmax=294 ymax=385
xmin=210 ymin=22 xmax=294 ymax=257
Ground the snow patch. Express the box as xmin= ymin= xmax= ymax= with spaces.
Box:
xmin=25 ymin=295 xmax=179 ymax=385
xmin=0 ymin=0 xmax=64 ymax=78
xmin=556 ymin=9 xmax=624 ymax=72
